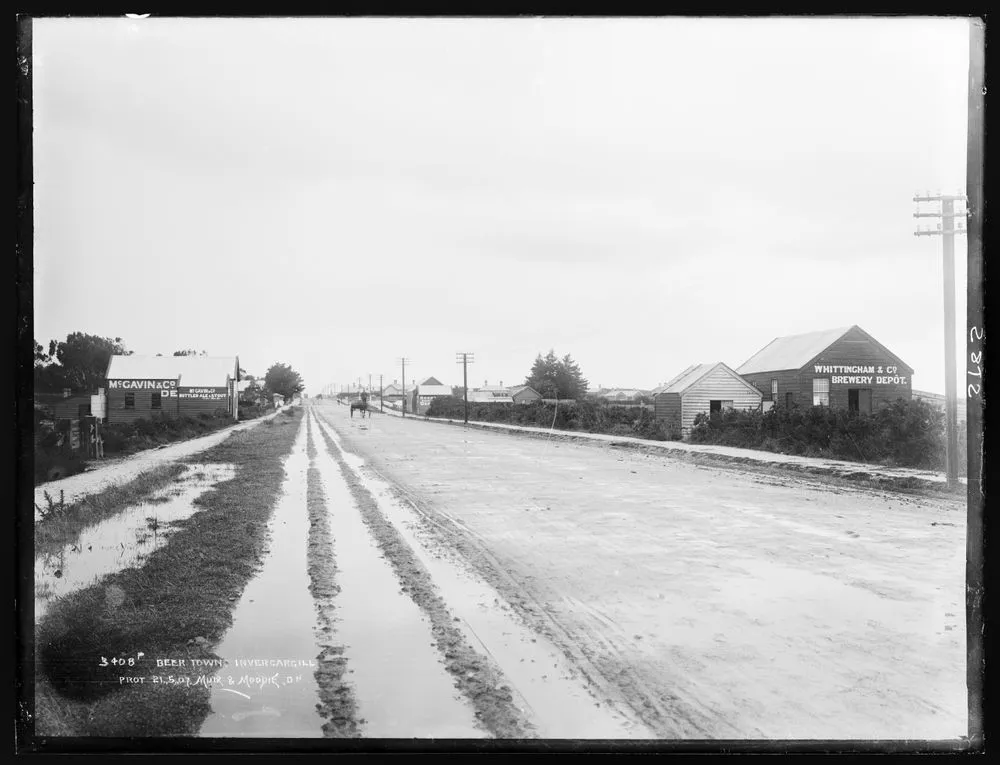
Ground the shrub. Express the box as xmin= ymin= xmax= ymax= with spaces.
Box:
xmin=688 ymin=398 xmax=953 ymax=470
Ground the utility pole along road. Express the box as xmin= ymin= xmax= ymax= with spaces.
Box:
xmin=311 ymin=399 xmax=967 ymax=740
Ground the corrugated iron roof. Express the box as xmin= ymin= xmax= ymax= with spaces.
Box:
xmin=106 ymin=354 xmax=238 ymax=386
xmin=652 ymin=362 xmax=761 ymax=398
xmin=415 ymin=384 xmax=452 ymax=397
xmin=476 ymin=385 xmax=509 ymax=393
xmin=658 ymin=363 xmax=717 ymax=394
xmin=508 ymin=385 xmax=539 ymax=396
xmin=736 ymin=326 xmax=853 ymax=375
xmin=467 ymin=391 xmax=515 ymax=403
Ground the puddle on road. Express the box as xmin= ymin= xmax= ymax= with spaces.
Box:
xmin=313 ymin=414 xmax=649 ymax=739
xmin=199 ymin=417 xmax=326 ymax=738
xmin=34 ymin=463 xmax=236 ymax=623
xmin=311 ymin=412 xmax=484 ymax=738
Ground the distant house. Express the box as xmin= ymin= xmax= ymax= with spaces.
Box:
xmin=410 ymin=377 xmax=453 ymax=415
xmin=474 ymin=382 xmax=510 ymax=395
xmin=736 ymin=325 xmax=913 ymax=413
xmin=913 ymin=390 xmax=967 ymax=424
xmin=596 ymin=388 xmax=646 ymax=403
xmin=466 ymin=390 xmax=514 ymax=404
xmin=507 ymin=385 xmax=542 ymax=405
xmin=382 ymin=380 xmax=412 ymax=401
xmin=104 ymin=354 xmax=240 ymax=425
xmin=34 ymin=391 xmax=94 ymax=422
xmin=653 ymin=362 xmax=763 ymax=437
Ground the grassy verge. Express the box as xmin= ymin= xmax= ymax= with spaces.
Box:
xmin=34 ymin=407 xmax=304 ymax=737
xmin=34 ymin=463 xmax=187 ymax=559
xmin=304 ymin=415 xmax=361 ymax=737
xmin=311 ymin=408 xmax=533 ymax=738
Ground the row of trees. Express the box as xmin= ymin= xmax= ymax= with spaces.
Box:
xmin=33 ymin=331 xmax=305 ymax=402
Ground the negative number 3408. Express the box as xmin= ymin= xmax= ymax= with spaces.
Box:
xmin=968 ymin=326 xmax=984 ymax=397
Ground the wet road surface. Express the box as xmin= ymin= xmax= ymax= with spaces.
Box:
xmin=307 ymin=399 xmax=967 ymax=740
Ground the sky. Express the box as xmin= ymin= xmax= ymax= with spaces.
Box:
xmin=31 ymin=16 xmax=975 ymax=396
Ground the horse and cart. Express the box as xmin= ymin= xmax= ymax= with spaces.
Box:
xmin=350 ymin=392 xmax=371 ymax=418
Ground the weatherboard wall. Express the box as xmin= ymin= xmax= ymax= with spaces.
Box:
xmin=105 ymin=378 xmax=235 ymax=424
xmin=741 ymin=327 xmax=912 ymax=411
xmin=653 ymin=392 xmax=682 ymax=436
xmin=678 ymin=366 xmax=762 ymax=434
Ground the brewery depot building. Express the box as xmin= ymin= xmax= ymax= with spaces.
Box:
xmin=103 ymin=354 xmax=240 ymax=424
xmin=736 ymin=325 xmax=912 ymax=413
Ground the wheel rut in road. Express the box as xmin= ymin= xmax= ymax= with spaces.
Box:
xmin=307 ymin=409 xmax=488 ymax=738
xmin=311 ymin=405 xmax=653 ymax=739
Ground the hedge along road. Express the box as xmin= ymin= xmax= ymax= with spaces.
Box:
xmin=309 ymin=398 xmax=968 ymax=740
xmin=32 ymin=410 xmax=282 ymax=518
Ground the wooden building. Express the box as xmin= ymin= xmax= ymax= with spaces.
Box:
xmin=466 ymin=390 xmax=514 ymax=404
xmin=35 ymin=391 xmax=93 ymax=421
xmin=410 ymin=377 xmax=452 ymax=415
xmin=913 ymin=390 xmax=967 ymax=424
xmin=104 ymin=354 xmax=240 ymax=424
xmin=653 ymin=362 xmax=763 ymax=437
xmin=736 ymin=325 xmax=912 ymax=413
xmin=507 ymin=385 xmax=542 ymax=405
xmin=382 ymin=380 xmax=411 ymax=402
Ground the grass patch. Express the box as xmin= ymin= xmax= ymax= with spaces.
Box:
xmin=34 ymin=408 xmax=304 ymax=737
xmin=34 ymin=463 xmax=187 ymax=560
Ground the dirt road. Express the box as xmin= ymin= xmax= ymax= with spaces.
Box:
xmin=308 ymin=399 xmax=967 ymax=740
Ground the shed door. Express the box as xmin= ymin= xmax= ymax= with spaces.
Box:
xmin=848 ymin=388 xmax=873 ymax=413
xmin=858 ymin=388 xmax=872 ymax=413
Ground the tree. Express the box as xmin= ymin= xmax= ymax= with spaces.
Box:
xmin=35 ymin=332 xmax=132 ymax=393
xmin=525 ymin=349 xmax=589 ymax=399
xmin=33 ymin=340 xmax=52 ymax=367
xmin=263 ymin=362 xmax=304 ymax=401
xmin=173 ymin=349 xmax=208 ymax=356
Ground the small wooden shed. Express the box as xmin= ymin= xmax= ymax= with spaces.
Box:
xmin=653 ymin=362 xmax=763 ymax=437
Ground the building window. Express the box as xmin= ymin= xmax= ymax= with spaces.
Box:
xmin=124 ymin=392 xmax=135 ymax=410
xmin=770 ymin=379 xmax=778 ymax=400
xmin=721 ymin=400 xmax=734 ymax=410
xmin=812 ymin=378 xmax=830 ymax=406
xmin=151 ymin=391 xmax=162 ymax=410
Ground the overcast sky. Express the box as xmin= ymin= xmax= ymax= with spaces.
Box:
xmin=32 ymin=16 xmax=973 ymax=395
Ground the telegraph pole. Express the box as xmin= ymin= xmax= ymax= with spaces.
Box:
xmin=398 ymin=358 xmax=411 ymax=417
xmin=914 ymin=190 xmax=967 ymax=489
xmin=456 ymin=351 xmax=475 ymax=424
xmin=379 ymin=374 xmax=384 ymax=412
